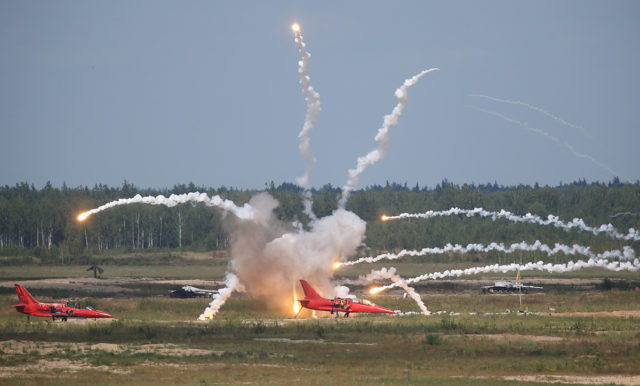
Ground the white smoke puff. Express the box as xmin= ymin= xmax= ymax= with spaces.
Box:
xmin=198 ymin=272 xmax=241 ymax=320
xmin=333 ymin=285 xmax=350 ymax=298
xmin=338 ymin=68 xmax=439 ymax=208
xmin=229 ymin=192 xmax=367 ymax=309
xmin=293 ymin=28 xmax=321 ymax=220
xmin=384 ymin=207 xmax=640 ymax=241
xmin=361 ymin=267 xmax=429 ymax=315
xmin=79 ymin=192 xmax=254 ymax=221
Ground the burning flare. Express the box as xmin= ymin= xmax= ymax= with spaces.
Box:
xmin=369 ymin=287 xmax=384 ymax=295
xmin=293 ymin=290 xmax=300 ymax=315
xmin=332 ymin=261 xmax=343 ymax=270
xmin=77 ymin=212 xmax=91 ymax=222
xmin=291 ymin=23 xmax=300 ymax=32
xmin=380 ymin=215 xmax=389 ymax=221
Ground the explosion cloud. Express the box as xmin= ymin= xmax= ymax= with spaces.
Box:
xmin=228 ymin=193 xmax=366 ymax=310
xmin=338 ymin=68 xmax=439 ymax=208
xmin=382 ymin=207 xmax=640 ymax=241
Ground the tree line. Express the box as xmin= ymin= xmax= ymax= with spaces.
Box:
xmin=0 ymin=179 xmax=638 ymax=262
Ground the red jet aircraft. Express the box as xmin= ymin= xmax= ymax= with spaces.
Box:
xmin=13 ymin=284 xmax=112 ymax=321
xmin=298 ymin=279 xmax=394 ymax=318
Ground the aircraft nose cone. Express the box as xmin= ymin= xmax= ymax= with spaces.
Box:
xmin=376 ymin=306 xmax=394 ymax=314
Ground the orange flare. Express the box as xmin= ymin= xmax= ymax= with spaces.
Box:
xmin=332 ymin=261 xmax=343 ymax=270
xmin=293 ymin=291 xmax=300 ymax=315
xmin=369 ymin=287 xmax=384 ymax=295
xmin=291 ymin=23 xmax=300 ymax=32
xmin=381 ymin=215 xmax=389 ymax=221
xmin=77 ymin=212 xmax=91 ymax=222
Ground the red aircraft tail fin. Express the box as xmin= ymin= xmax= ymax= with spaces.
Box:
xmin=299 ymin=280 xmax=322 ymax=299
xmin=15 ymin=284 xmax=38 ymax=305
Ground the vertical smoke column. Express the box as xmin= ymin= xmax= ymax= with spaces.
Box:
xmin=339 ymin=68 xmax=439 ymax=208
xmin=292 ymin=23 xmax=321 ymax=220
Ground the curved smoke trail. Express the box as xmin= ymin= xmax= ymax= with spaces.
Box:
xmin=293 ymin=25 xmax=321 ymax=220
xmin=368 ymin=257 xmax=640 ymax=292
xmin=471 ymin=106 xmax=626 ymax=180
xmin=383 ymin=207 xmax=640 ymax=241
xmin=77 ymin=192 xmax=254 ymax=222
xmin=199 ymin=273 xmax=244 ymax=320
xmin=338 ymin=68 xmax=439 ymax=208
xmin=359 ymin=267 xmax=429 ymax=315
xmin=341 ymin=242 xmax=636 ymax=266
xmin=469 ymin=94 xmax=591 ymax=138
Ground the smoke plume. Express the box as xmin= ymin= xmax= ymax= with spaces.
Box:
xmin=338 ymin=68 xmax=439 ymax=208
xmin=384 ymin=207 xmax=640 ymax=241
xmin=228 ymin=193 xmax=366 ymax=310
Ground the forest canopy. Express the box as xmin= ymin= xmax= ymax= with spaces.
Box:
xmin=0 ymin=179 xmax=638 ymax=263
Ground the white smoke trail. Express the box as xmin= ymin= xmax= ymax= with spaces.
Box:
xmin=198 ymin=272 xmax=243 ymax=320
xmin=370 ymin=257 xmax=640 ymax=292
xmin=342 ymin=241 xmax=636 ymax=266
xmin=338 ymin=68 xmax=439 ymax=208
xmin=611 ymin=212 xmax=639 ymax=218
xmin=293 ymin=26 xmax=321 ymax=220
xmin=383 ymin=207 xmax=640 ymax=241
xmin=469 ymin=94 xmax=591 ymax=138
xmin=471 ymin=106 xmax=626 ymax=180
xmin=78 ymin=192 xmax=254 ymax=221
xmin=361 ymin=267 xmax=429 ymax=315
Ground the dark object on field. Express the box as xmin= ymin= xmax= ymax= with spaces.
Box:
xmin=87 ymin=265 xmax=104 ymax=279
xmin=169 ymin=286 xmax=217 ymax=298
xmin=481 ymin=269 xmax=542 ymax=294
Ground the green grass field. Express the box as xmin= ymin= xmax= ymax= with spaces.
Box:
xmin=1 ymin=259 xmax=639 ymax=384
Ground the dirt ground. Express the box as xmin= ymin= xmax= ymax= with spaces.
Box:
xmin=0 ymin=277 xmax=222 ymax=293
xmin=0 ymin=339 xmax=225 ymax=357
xmin=501 ymin=374 xmax=640 ymax=385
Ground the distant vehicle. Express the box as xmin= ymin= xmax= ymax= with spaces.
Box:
xmin=481 ymin=269 xmax=543 ymax=294
xmin=169 ymin=285 xmax=218 ymax=298
xmin=297 ymin=279 xmax=394 ymax=318
xmin=13 ymin=284 xmax=112 ymax=321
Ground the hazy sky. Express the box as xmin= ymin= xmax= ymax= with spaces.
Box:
xmin=1 ymin=1 xmax=639 ymax=190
